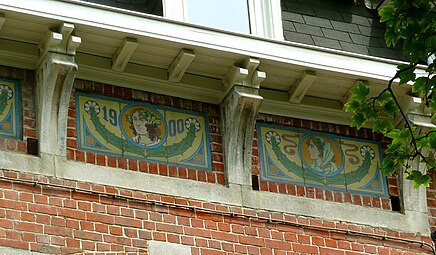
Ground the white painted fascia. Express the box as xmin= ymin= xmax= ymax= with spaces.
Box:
xmin=0 ymin=0 xmax=411 ymax=83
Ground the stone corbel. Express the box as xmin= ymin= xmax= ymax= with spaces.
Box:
xmin=36 ymin=23 xmax=81 ymax=156
xmin=221 ymin=57 xmax=265 ymax=186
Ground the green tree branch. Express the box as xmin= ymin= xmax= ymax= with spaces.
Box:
xmin=346 ymin=0 xmax=435 ymax=187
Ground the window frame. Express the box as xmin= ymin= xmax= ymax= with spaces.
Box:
xmin=162 ymin=0 xmax=284 ymax=39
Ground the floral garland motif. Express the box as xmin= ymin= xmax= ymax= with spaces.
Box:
xmin=185 ymin=118 xmax=200 ymax=132
xmin=266 ymin=129 xmax=373 ymax=185
xmin=84 ymin=100 xmax=100 ymax=114
xmin=266 ymin=131 xmax=281 ymax=144
xmin=360 ymin=146 xmax=375 ymax=159
xmin=82 ymin=101 xmax=200 ymax=159
xmin=0 ymin=85 xmax=13 ymax=116
xmin=0 ymin=85 xmax=13 ymax=100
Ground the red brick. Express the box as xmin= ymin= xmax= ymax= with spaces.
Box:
xmin=211 ymin=231 xmax=238 ymax=242
xmin=157 ymin=223 xmax=183 ymax=234
xmin=67 ymin=237 xmax=80 ymax=248
xmin=265 ymin=239 xmax=291 ymax=250
xmin=185 ymin=228 xmax=211 ymax=238
xmin=169 ymin=166 xmax=178 ymax=177
xmin=44 ymin=226 xmax=73 ymax=237
xmin=96 ymin=154 xmax=106 ymax=166
xmin=153 ymin=231 xmax=166 ymax=241
xmin=149 ymin=162 xmax=158 ymax=174
xmin=86 ymin=212 xmax=114 ymax=224
xmin=114 ymin=216 xmax=142 ymax=228
xmin=239 ymin=236 xmax=264 ymax=247
xmin=293 ymin=243 xmax=318 ymax=254
xmin=128 ymin=159 xmax=138 ymax=171
xmin=188 ymin=169 xmax=197 ymax=180
xmin=0 ymin=238 xmax=29 ymax=250
xmin=107 ymin=156 xmax=117 ymax=167
xmin=180 ymin=235 xmax=194 ymax=246
xmin=74 ymin=230 xmax=103 ymax=241
xmin=139 ymin=161 xmax=148 ymax=173
xmin=117 ymin=158 xmax=127 ymax=169
xmin=201 ymin=248 xmax=226 ymax=255
xmin=133 ymin=239 xmax=148 ymax=248
xmin=103 ymin=234 xmax=132 ymax=246
xmin=21 ymin=232 xmax=36 ymax=242
xmin=75 ymin=150 xmax=85 ymax=162
xmin=58 ymin=208 xmax=86 ymax=220
xmin=159 ymin=164 xmax=169 ymax=176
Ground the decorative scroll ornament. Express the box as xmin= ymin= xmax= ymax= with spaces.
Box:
xmin=268 ymin=134 xmax=373 ymax=185
xmin=84 ymin=101 xmax=198 ymax=158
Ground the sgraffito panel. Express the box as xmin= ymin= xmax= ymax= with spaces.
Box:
xmin=76 ymin=92 xmax=212 ymax=170
xmin=257 ymin=122 xmax=388 ymax=197
xmin=0 ymin=78 xmax=21 ymax=140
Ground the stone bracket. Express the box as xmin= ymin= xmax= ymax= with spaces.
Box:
xmin=38 ymin=23 xmax=81 ymax=64
xmin=288 ymin=70 xmax=317 ymax=104
xmin=221 ymin=86 xmax=263 ymax=186
xmin=396 ymin=94 xmax=434 ymax=128
xmin=168 ymin=49 xmax=195 ymax=82
xmin=222 ymin=57 xmax=266 ymax=99
xmin=37 ymin=53 xmax=78 ymax=156
xmin=112 ymin=37 xmax=139 ymax=72
xmin=36 ymin=23 xmax=80 ymax=157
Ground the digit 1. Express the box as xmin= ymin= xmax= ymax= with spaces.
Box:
xmin=102 ymin=106 xmax=108 ymax=121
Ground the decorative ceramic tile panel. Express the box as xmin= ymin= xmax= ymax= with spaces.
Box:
xmin=0 ymin=78 xmax=21 ymax=140
xmin=76 ymin=92 xmax=212 ymax=170
xmin=257 ymin=122 xmax=388 ymax=197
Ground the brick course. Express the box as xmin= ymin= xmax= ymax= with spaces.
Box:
xmin=0 ymin=169 xmax=433 ymax=254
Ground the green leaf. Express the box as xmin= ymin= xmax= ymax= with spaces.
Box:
xmin=386 ymin=129 xmax=401 ymax=139
xmin=398 ymin=67 xmax=416 ymax=85
xmin=376 ymin=91 xmax=393 ymax=106
xmin=379 ymin=6 xmax=394 ymax=22
xmin=349 ymin=82 xmax=370 ymax=101
xmin=425 ymin=35 xmax=436 ymax=51
xmin=406 ymin=170 xmax=431 ymax=188
xmin=385 ymin=142 xmax=402 ymax=154
xmin=351 ymin=113 xmax=366 ymax=129
xmin=429 ymin=131 xmax=436 ymax=149
xmin=381 ymin=155 xmax=396 ymax=176
xmin=428 ymin=96 xmax=436 ymax=112
xmin=345 ymin=100 xmax=361 ymax=112
xmin=383 ymin=100 xmax=399 ymax=117
xmin=378 ymin=119 xmax=394 ymax=134
xmin=411 ymin=77 xmax=427 ymax=93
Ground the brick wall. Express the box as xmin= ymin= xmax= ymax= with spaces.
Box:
xmin=0 ymin=66 xmax=435 ymax=254
xmin=67 ymin=80 xmax=225 ymax=185
xmin=0 ymin=65 xmax=37 ymax=155
xmin=0 ymin=169 xmax=433 ymax=255
xmin=252 ymin=113 xmax=399 ymax=211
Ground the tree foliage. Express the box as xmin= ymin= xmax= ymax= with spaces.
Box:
xmin=345 ymin=0 xmax=436 ymax=187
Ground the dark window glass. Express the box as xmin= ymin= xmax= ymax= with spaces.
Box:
xmin=81 ymin=0 xmax=163 ymax=16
